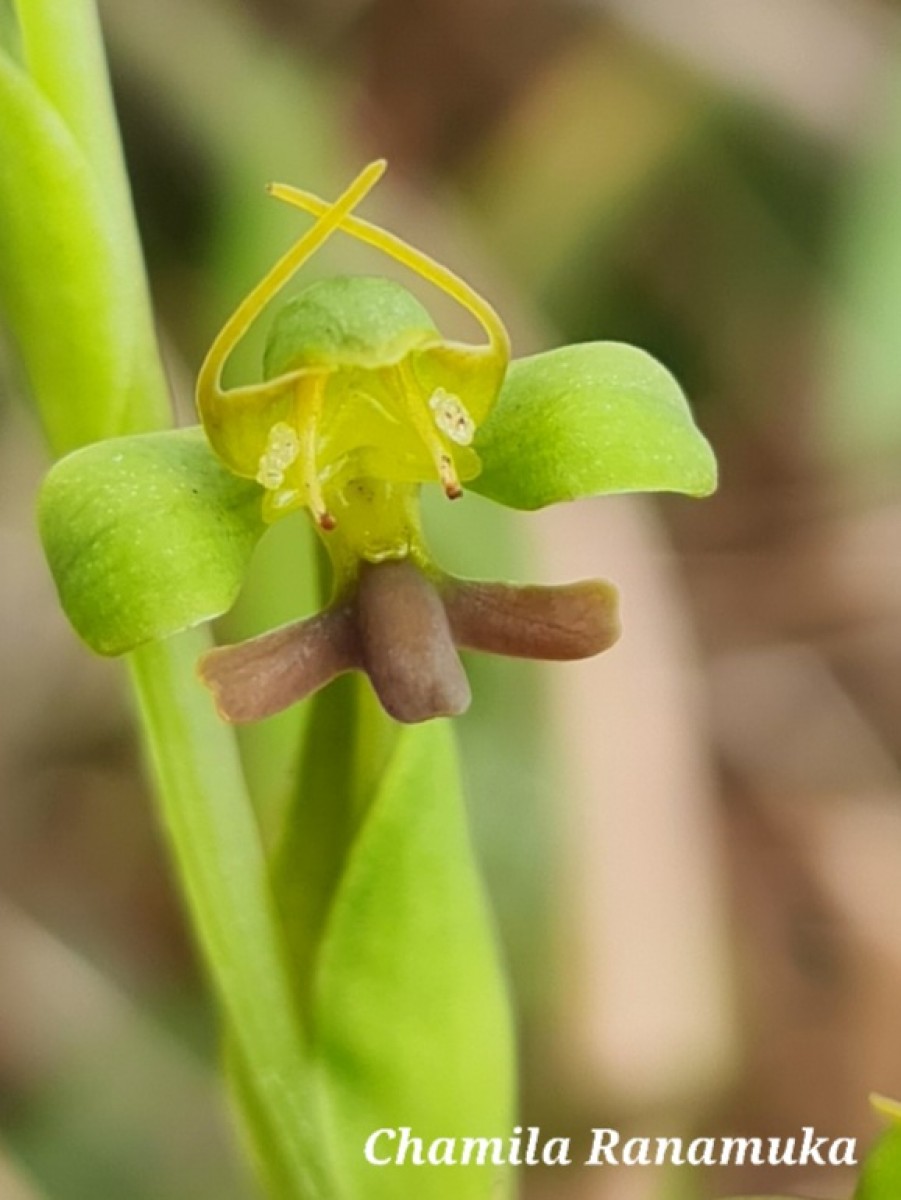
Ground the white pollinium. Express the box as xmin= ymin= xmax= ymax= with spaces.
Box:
xmin=428 ymin=388 xmax=475 ymax=446
xmin=256 ymin=421 xmax=301 ymax=489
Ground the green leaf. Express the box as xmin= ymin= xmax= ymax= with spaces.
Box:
xmin=39 ymin=427 xmax=265 ymax=656
xmin=855 ymin=1130 xmax=901 ymax=1200
xmin=271 ymin=684 xmax=515 ymax=1200
xmin=471 ymin=342 xmax=717 ymax=509
xmin=14 ymin=0 xmax=138 ymax=220
xmin=319 ymin=715 xmax=518 ymax=1195
xmin=313 ymin=716 xmax=515 ymax=1199
xmin=0 ymin=43 xmax=168 ymax=455
xmin=856 ymin=1100 xmax=901 ymax=1200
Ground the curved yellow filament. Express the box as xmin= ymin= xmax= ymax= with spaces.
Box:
xmin=196 ymin=159 xmax=386 ymax=413
xmin=267 ymin=182 xmax=511 ymax=362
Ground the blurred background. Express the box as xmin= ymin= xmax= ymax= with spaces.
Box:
xmin=3 ymin=0 xmax=901 ymax=1197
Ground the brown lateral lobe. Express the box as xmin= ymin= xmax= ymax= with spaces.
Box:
xmin=443 ymin=578 xmax=620 ymax=661
xmin=197 ymin=606 xmax=359 ymax=723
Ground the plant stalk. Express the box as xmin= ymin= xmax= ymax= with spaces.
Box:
xmin=5 ymin=2 xmax=330 ymax=1193
xmin=129 ymin=630 xmax=333 ymax=1199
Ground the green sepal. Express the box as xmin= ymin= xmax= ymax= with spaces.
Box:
xmin=263 ymin=275 xmax=439 ymax=375
xmin=39 ymin=427 xmax=266 ymax=656
xmin=470 ymin=342 xmax=717 ymax=509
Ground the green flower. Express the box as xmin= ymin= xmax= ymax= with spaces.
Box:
xmin=39 ymin=162 xmax=716 ymax=724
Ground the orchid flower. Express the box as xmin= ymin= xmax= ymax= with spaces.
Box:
xmin=40 ymin=161 xmax=716 ymax=724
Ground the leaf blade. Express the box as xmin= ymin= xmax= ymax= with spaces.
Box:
xmin=311 ymin=718 xmax=515 ymax=1199
xmin=855 ymin=1099 xmax=901 ymax=1200
xmin=0 ymin=47 xmax=169 ymax=454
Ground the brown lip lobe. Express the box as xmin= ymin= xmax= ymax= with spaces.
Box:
xmin=198 ymin=606 xmax=360 ymax=724
xmin=355 ymin=561 xmax=472 ymax=723
xmin=198 ymin=560 xmax=619 ymax=725
xmin=443 ymin=578 xmax=620 ymax=661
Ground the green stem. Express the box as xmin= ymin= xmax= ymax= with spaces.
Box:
xmin=4 ymin=3 xmax=329 ymax=1192
xmin=129 ymin=629 xmax=333 ymax=1200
